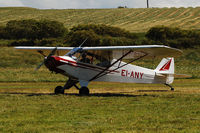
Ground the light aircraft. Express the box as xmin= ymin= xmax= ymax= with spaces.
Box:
xmin=15 ymin=44 xmax=183 ymax=95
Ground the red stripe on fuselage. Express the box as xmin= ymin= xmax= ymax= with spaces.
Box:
xmin=52 ymin=56 xmax=120 ymax=74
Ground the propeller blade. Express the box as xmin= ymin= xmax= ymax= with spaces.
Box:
xmin=35 ymin=47 xmax=57 ymax=71
xmin=35 ymin=61 xmax=45 ymax=71
xmin=37 ymin=50 xmax=46 ymax=57
xmin=47 ymin=47 xmax=57 ymax=59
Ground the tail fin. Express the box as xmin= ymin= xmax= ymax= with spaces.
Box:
xmin=155 ymin=57 xmax=174 ymax=84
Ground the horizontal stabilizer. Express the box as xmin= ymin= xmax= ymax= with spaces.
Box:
xmin=156 ymin=73 xmax=191 ymax=78
xmin=174 ymin=74 xmax=192 ymax=78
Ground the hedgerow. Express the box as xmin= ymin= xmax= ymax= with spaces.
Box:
xmin=65 ymin=24 xmax=138 ymax=46
xmin=146 ymin=26 xmax=200 ymax=48
xmin=1 ymin=20 xmax=200 ymax=48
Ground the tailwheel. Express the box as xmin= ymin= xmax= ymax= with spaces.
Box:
xmin=54 ymin=86 xmax=64 ymax=94
xmin=79 ymin=87 xmax=89 ymax=96
xmin=165 ymin=84 xmax=175 ymax=91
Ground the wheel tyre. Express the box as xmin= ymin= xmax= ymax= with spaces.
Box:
xmin=79 ymin=87 xmax=89 ymax=96
xmin=171 ymin=88 xmax=174 ymax=91
xmin=54 ymin=86 xmax=64 ymax=94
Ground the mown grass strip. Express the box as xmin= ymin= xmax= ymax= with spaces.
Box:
xmin=1 ymin=7 xmax=200 ymax=32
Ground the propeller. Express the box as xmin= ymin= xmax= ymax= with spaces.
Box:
xmin=35 ymin=47 xmax=57 ymax=71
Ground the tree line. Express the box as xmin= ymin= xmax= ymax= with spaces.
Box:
xmin=0 ymin=19 xmax=199 ymax=48
xmin=146 ymin=26 xmax=200 ymax=48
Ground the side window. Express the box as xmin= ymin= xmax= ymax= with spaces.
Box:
xmin=80 ymin=53 xmax=91 ymax=64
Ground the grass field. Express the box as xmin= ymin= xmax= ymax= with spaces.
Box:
xmin=0 ymin=79 xmax=200 ymax=132
xmin=1 ymin=7 xmax=200 ymax=32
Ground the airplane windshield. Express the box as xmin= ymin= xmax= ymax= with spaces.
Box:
xmin=65 ymin=47 xmax=82 ymax=57
xmin=78 ymin=51 xmax=112 ymax=67
xmin=65 ymin=48 xmax=112 ymax=67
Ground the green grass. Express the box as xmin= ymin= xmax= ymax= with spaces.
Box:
xmin=1 ymin=7 xmax=200 ymax=32
xmin=0 ymin=79 xmax=200 ymax=132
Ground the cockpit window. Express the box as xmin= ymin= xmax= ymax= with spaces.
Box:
xmin=80 ymin=53 xmax=91 ymax=63
xmin=65 ymin=49 xmax=111 ymax=67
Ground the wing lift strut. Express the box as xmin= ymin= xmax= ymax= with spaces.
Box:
xmin=89 ymin=50 xmax=148 ymax=82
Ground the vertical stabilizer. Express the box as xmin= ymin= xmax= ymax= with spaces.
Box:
xmin=155 ymin=58 xmax=174 ymax=84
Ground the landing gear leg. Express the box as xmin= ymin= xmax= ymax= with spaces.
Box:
xmin=63 ymin=78 xmax=79 ymax=90
xmin=54 ymin=78 xmax=79 ymax=94
xmin=54 ymin=79 xmax=90 ymax=95
xmin=79 ymin=80 xmax=90 ymax=96
xmin=165 ymin=83 xmax=174 ymax=91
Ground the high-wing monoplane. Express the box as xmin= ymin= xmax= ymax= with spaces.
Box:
xmin=15 ymin=45 xmax=183 ymax=95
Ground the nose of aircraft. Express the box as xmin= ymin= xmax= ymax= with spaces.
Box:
xmin=44 ymin=56 xmax=65 ymax=73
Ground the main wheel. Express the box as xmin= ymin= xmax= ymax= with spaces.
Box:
xmin=54 ymin=86 xmax=64 ymax=94
xmin=171 ymin=88 xmax=174 ymax=91
xmin=79 ymin=87 xmax=89 ymax=96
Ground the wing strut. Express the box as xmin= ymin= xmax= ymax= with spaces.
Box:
xmin=89 ymin=50 xmax=133 ymax=81
xmin=89 ymin=51 xmax=148 ymax=81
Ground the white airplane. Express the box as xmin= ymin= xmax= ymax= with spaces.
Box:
xmin=15 ymin=45 xmax=183 ymax=95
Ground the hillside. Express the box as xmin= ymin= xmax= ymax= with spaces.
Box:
xmin=0 ymin=7 xmax=200 ymax=32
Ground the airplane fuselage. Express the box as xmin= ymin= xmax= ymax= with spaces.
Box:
xmin=45 ymin=56 xmax=166 ymax=84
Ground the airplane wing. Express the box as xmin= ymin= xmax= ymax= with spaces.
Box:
xmin=83 ymin=45 xmax=182 ymax=59
xmin=15 ymin=46 xmax=73 ymax=51
xmin=15 ymin=45 xmax=182 ymax=58
xmin=15 ymin=46 xmax=74 ymax=56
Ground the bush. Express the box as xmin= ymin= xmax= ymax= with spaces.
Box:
xmin=66 ymin=24 xmax=138 ymax=47
xmin=167 ymin=38 xmax=200 ymax=48
xmin=0 ymin=39 xmax=14 ymax=47
xmin=66 ymin=30 xmax=100 ymax=47
xmin=37 ymin=19 xmax=67 ymax=39
xmin=9 ymin=39 xmax=34 ymax=46
xmin=146 ymin=26 xmax=199 ymax=40
xmin=34 ymin=38 xmax=58 ymax=46
xmin=5 ymin=19 xmax=68 ymax=40
xmin=70 ymin=24 xmax=137 ymax=39
xmin=100 ymin=36 xmax=136 ymax=46
xmin=0 ymin=26 xmax=9 ymax=39
xmin=146 ymin=26 xmax=200 ymax=48
xmin=141 ymin=38 xmax=164 ymax=46
xmin=6 ymin=19 xmax=39 ymax=40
